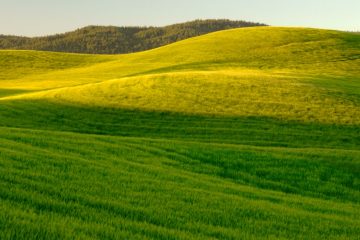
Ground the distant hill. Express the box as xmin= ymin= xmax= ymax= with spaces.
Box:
xmin=0 ymin=19 xmax=266 ymax=54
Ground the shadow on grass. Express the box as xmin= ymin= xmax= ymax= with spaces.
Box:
xmin=0 ymin=99 xmax=359 ymax=149
xmin=0 ymin=89 xmax=34 ymax=98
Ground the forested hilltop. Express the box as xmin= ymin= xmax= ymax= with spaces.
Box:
xmin=0 ymin=19 xmax=266 ymax=54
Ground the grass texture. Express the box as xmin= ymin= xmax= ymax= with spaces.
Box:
xmin=0 ymin=27 xmax=359 ymax=239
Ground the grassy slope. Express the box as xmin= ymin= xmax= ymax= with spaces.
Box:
xmin=1 ymin=27 xmax=360 ymax=123
xmin=0 ymin=50 xmax=114 ymax=81
xmin=0 ymin=27 xmax=359 ymax=239
xmin=1 ymin=127 xmax=359 ymax=240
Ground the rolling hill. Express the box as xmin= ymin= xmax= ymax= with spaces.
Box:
xmin=2 ymin=27 xmax=360 ymax=123
xmin=0 ymin=27 xmax=359 ymax=239
xmin=0 ymin=19 xmax=266 ymax=54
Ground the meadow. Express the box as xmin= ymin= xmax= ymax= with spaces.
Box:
xmin=0 ymin=27 xmax=359 ymax=239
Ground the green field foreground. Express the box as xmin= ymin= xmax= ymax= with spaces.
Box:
xmin=0 ymin=27 xmax=359 ymax=239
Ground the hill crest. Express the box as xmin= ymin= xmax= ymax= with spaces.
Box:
xmin=0 ymin=19 xmax=266 ymax=54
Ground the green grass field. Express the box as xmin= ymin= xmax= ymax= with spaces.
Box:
xmin=0 ymin=27 xmax=359 ymax=239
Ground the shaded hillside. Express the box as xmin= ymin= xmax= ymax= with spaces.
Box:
xmin=0 ymin=19 xmax=266 ymax=54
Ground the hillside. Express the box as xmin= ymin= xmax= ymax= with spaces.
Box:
xmin=0 ymin=19 xmax=266 ymax=54
xmin=2 ymin=27 xmax=359 ymax=124
xmin=0 ymin=27 xmax=359 ymax=239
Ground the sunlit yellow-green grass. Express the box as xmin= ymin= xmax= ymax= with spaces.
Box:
xmin=0 ymin=27 xmax=360 ymax=239
xmin=1 ymin=27 xmax=359 ymax=88
xmin=1 ymin=27 xmax=359 ymax=124
xmin=7 ymin=70 xmax=358 ymax=124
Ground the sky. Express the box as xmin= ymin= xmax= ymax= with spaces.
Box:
xmin=0 ymin=0 xmax=359 ymax=36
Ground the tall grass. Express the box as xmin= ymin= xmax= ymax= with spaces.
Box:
xmin=0 ymin=127 xmax=359 ymax=239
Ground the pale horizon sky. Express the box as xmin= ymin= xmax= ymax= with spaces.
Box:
xmin=0 ymin=0 xmax=359 ymax=37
